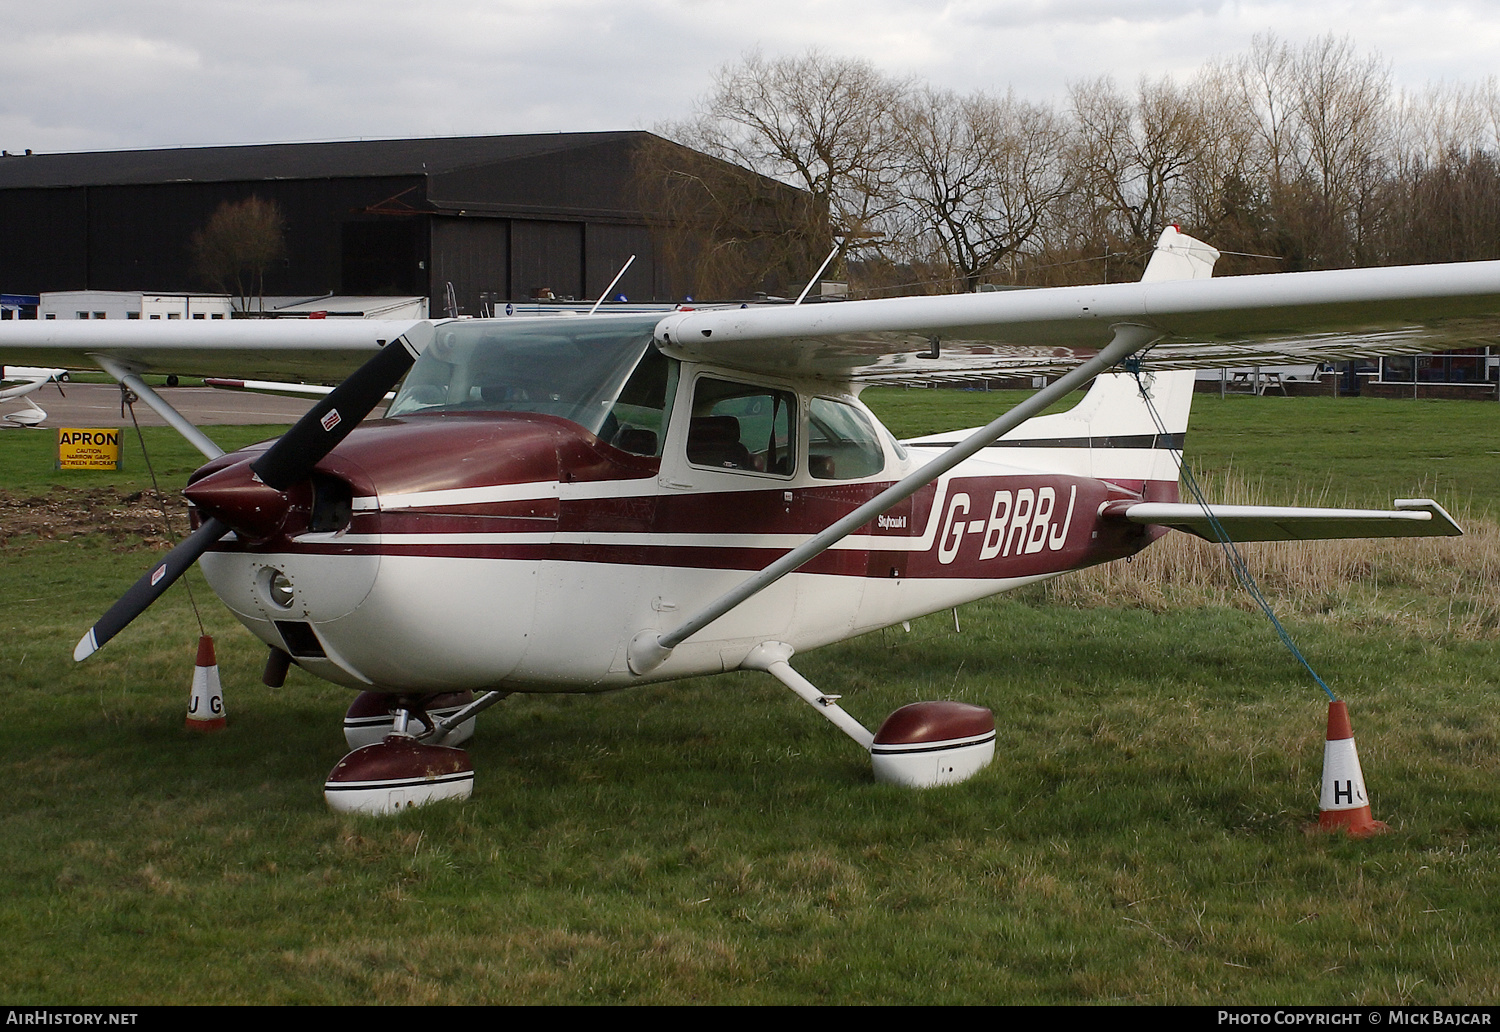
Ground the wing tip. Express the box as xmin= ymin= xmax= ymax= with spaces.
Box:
xmin=1394 ymin=497 xmax=1465 ymax=535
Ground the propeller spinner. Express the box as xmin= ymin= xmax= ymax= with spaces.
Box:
xmin=74 ymin=322 xmax=434 ymax=662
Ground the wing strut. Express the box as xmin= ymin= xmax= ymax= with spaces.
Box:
xmin=627 ymin=321 xmax=1164 ymax=676
xmin=92 ymin=354 xmax=225 ymax=460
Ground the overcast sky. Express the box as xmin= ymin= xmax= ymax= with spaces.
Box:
xmin=5 ymin=1 xmax=1500 ymax=155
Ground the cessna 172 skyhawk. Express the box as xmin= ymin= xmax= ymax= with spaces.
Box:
xmin=0 ymin=229 xmax=1492 ymax=813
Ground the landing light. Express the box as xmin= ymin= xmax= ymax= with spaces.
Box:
xmin=259 ymin=567 xmax=294 ymax=610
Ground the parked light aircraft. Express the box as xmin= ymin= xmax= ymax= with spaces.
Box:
xmin=0 ymin=365 xmax=67 ymax=426
xmin=0 ymin=229 xmax=1493 ymax=813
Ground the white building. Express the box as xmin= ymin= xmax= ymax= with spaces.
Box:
xmin=36 ymin=290 xmax=421 ymax=320
xmin=38 ymin=290 xmax=233 ymax=320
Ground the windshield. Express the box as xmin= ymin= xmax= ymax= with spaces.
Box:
xmin=386 ymin=313 xmax=664 ymax=438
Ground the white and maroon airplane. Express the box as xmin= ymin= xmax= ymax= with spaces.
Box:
xmin=0 ymin=229 xmax=1491 ymax=813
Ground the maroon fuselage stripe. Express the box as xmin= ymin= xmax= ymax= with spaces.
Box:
xmin=195 ymin=413 xmax=1178 ymax=580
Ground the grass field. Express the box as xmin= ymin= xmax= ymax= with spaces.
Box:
xmin=2 ymin=392 xmax=1498 ymax=1004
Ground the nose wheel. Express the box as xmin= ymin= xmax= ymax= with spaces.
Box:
xmin=324 ymin=696 xmax=475 ymax=815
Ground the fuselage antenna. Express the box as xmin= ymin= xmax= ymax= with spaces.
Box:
xmin=588 ymin=255 xmax=637 ymax=315
xmin=794 ymin=244 xmax=841 ymax=306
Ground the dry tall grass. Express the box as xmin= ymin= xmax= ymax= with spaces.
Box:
xmin=1043 ymin=474 xmax=1500 ymax=641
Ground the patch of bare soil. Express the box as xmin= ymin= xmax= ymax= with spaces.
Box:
xmin=0 ymin=487 xmax=192 ymax=551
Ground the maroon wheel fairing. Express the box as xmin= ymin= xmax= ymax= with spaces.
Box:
xmin=873 ymin=701 xmax=995 ymax=745
xmin=324 ymin=735 xmax=474 ymax=814
xmin=871 ymin=701 xmax=996 ymax=788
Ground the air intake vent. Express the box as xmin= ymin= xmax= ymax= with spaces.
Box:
xmin=274 ymin=621 xmax=327 ymax=659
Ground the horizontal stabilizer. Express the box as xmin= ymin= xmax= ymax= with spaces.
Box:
xmin=1108 ymin=498 xmax=1462 ymax=542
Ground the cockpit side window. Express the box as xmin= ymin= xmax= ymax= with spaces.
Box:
xmin=601 ymin=348 xmax=677 ymax=457
xmin=687 ymin=376 xmax=797 ymax=477
xmin=807 ymin=397 xmax=886 ymax=480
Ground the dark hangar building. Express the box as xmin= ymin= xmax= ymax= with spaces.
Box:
xmin=0 ymin=132 xmax=801 ymax=315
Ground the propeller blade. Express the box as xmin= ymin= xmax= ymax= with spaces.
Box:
xmin=251 ymin=322 xmax=433 ymax=490
xmin=74 ymin=516 xmax=228 ymax=661
xmin=77 ymin=322 xmax=433 ymax=660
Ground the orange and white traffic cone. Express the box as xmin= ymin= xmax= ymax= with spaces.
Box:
xmin=185 ymin=635 xmax=226 ymax=732
xmin=1317 ymin=700 xmax=1387 ymax=837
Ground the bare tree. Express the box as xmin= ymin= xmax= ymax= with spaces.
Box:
xmin=1288 ymin=34 xmax=1393 ymax=265
xmin=1293 ymin=36 xmax=1390 ymax=203
xmin=1067 ymin=75 xmax=1207 ymax=276
xmin=632 ymin=134 xmax=826 ymax=300
xmin=1210 ymin=33 xmax=1400 ymax=269
xmin=1172 ymin=60 xmax=1284 ymax=275
xmin=1378 ymin=81 xmax=1500 ymax=266
xmin=890 ymin=88 xmax=1071 ymax=292
xmin=191 ymin=196 xmax=286 ymax=313
xmin=665 ymin=49 xmax=908 ymax=276
xmin=1395 ymin=80 xmax=1493 ymax=167
xmin=1231 ymin=33 xmax=1301 ymax=192
xmin=655 ymin=35 xmax=1500 ymax=291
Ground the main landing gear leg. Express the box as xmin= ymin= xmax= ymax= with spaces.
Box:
xmin=324 ymin=695 xmax=475 ymax=815
xmin=743 ymin=642 xmax=996 ymax=788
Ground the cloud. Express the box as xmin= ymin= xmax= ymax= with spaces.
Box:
xmin=4 ymin=0 xmax=1500 ymax=152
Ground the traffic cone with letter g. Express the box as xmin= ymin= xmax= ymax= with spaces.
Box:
xmin=1317 ymin=700 xmax=1387 ymax=837
xmin=185 ymin=635 xmax=226 ymax=732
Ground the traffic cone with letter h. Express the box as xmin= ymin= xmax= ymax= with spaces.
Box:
xmin=185 ymin=635 xmax=226 ymax=732
xmin=1317 ymin=699 xmax=1387 ymax=837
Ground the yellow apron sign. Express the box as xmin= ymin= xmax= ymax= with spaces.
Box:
xmin=57 ymin=428 xmax=123 ymax=470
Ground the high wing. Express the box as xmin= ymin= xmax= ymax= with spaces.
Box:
xmin=5 ymin=245 xmax=1500 ymax=386
xmin=0 ymin=319 xmax=423 ymax=382
xmin=202 ymin=377 xmax=385 ymax=402
xmin=653 ymin=258 xmax=1500 ymax=382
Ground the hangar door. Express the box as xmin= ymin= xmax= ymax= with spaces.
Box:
xmin=341 ymin=220 xmax=424 ymax=296
xmin=510 ymin=220 xmax=583 ymax=301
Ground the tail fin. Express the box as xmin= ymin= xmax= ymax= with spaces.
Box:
xmin=1137 ymin=225 xmax=1220 ymax=284
xmin=991 ymin=227 xmax=1218 ymax=482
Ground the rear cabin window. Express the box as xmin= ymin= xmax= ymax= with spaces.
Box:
xmin=687 ymin=377 xmax=796 ymax=476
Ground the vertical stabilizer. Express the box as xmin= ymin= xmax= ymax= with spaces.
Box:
xmin=1139 ymin=225 xmax=1221 ymax=283
xmin=900 ymin=228 xmax=1218 ymax=483
xmin=983 ymin=228 xmax=1218 ymax=481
